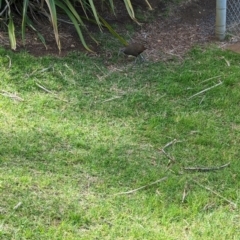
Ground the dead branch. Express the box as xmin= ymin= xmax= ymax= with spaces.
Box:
xmin=182 ymin=182 xmax=189 ymax=203
xmin=162 ymin=149 xmax=175 ymax=162
xmin=159 ymin=139 xmax=179 ymax=163
xmin=192 ymin=179 xmax=237 ymax=208
xmin=188 ymin=81 xmax=223 ymax=99
xmin=164 ymin=51 xmax=184 ymax=60
xmin=38 ymin=66 xmax=54 ymax=73
xmin=36 ymin=83 xmax=68 ymax=102
xmin=64 ymin=63 xmax=75 ymax=75
xmin=102 ymin=96 xmax=122 ymax=103
xmin=200 ymin=75 xmax=221 ymax=84
xmin=220 ymin=57 xmax=230 ymax=67
xmin=199 ymin=95 xmax=205 ymax=105
xmin=94 ymin=63 xmax=106 ymax=76
xmin=184 ymin=162 xmax=230 ymax=172
xmin=113 ymin=176 xmax=168 ymax=195
xmin=162 ymin=139 xmax=177 ymax=150
xmin=13 ymin=202 xmax=22 ymax=210
xmin=0 ymin=90 xmax=24 ymax=102
xmin=36 ymin=83 xmax=54 ymax=94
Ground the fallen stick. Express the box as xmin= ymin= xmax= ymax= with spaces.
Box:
xmin=162 ymin=149 xmax=175 ymax=162
xmin=188 ymin=81 xmax=223 ymax=99
xmin=200 ymin=75 xmax=221 ymax=84
xmin=159 ymin=139 xmax=179 ymax=163
xmin=38 ymin=66 xmax=53 ymax=73
xmin=0 ymin=90 xmax=24 ymax=101
xmin=182 ymin=183 xmax=189 ymax=203
xmin=13 ymin=202 xmax=22 ymax=210
xmin=113 ymin=176 xmax=168 ymax=195
xmin=36 ymin=83 xmax=68 ymax=102
xmin=161 ymin=139 xmax=177 ymax=150
xmin=184 ymin=162 xmax=230 ymax=172
xmin=93 ymin=63 xmax=106 ymax=76
xmin=36 ymin=83 xmax=54 ymax=94
xmin=220 ymin=57 xmax=230 ymax=67
xmin=164 ymin=51 xmax=183 ymax=60
xmin=102 ymin=96 xmax=122 ymax=103
xmin=192 ymin=179 xmax=237 ymax=208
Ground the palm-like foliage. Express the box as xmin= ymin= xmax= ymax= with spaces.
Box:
xmin=0 ymin=0 xmax=152 ymax=51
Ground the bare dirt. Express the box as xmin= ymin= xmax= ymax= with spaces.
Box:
xmin=134 ymin=0 xmax=217 ymax=61
xmin=0 ymin=0 xmax=236 ymax=61
xmin=225 ymin=42 xmax=240 ymax=53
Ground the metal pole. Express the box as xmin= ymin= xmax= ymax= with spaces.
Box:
xmin=215 ymin=0 xmax=227 ymax=40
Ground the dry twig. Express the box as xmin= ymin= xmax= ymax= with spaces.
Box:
xmin=102 ymin=96 xmax=122 ymax=103
xmin=200 ymin=75 xmax=221 ymax=84
xmin=162 ymin=139 xmax=178 ymax=150
xmin=188 ymin=81 xmax=223 ymax=99
xmin=64 ymin=63 xmax=75 ymax=75
xmin=184 ymin=162 xmax=230 ymax=172
xmin=0 ymin=90 xmax=24 ymax=102
xmin=13 ymin=202 xmax=22 ymax=210
xmin=164 ymin=51 xmax=184 ymax=60
xmin=182 ymin=182 xmax=189 ymax=203
xmin=192 ymin=179 xmax=237 ymax=208
xmin=36 ymin=83 xmax=54 ymax=94
xmin=113 ymin=176 xmax=168 ymax=195
xmin=220 ymin=57 xmax=230 ymax=67
xmin=36 ymin=83 xmax=68 ymax=102
xmin=162 ymin=149 xmax=175 ymax=162
xmin=159 ymin=139 xmax=179 ymax=163
xmin=38 ymin=66 xmax=54 ymax=73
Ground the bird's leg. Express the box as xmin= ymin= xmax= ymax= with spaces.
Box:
xmin=118 ymin=49 xmax=121 ymax=56
xmin=118 ymin=48 xmax=124 ymax=56
xmin=139 ymin=54 xmax=146 ymax=62
xmin=134 ymin=57 xmax=138 ymax=64
xmin=134 ymin=54 xmax=145 ymax=64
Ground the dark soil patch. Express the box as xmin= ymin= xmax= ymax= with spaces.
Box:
xmin=0 ymin=0 xmax=222 ymax=60
xmin=136 ymin=0 xmax=217 ymax=61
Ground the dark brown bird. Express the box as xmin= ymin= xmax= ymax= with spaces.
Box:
xmin=119 ymin=43 xmax=146 ymax=62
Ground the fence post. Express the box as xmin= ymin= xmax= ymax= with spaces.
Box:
xmin=215 ymin=0 xmax=227 ymax=40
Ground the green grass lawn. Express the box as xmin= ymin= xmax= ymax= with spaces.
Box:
xmin=0 ymin=46 xmax=240 ymax=239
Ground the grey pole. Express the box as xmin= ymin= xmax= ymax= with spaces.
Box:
xmin=215 ymin=0 xmax=227 ymax=40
